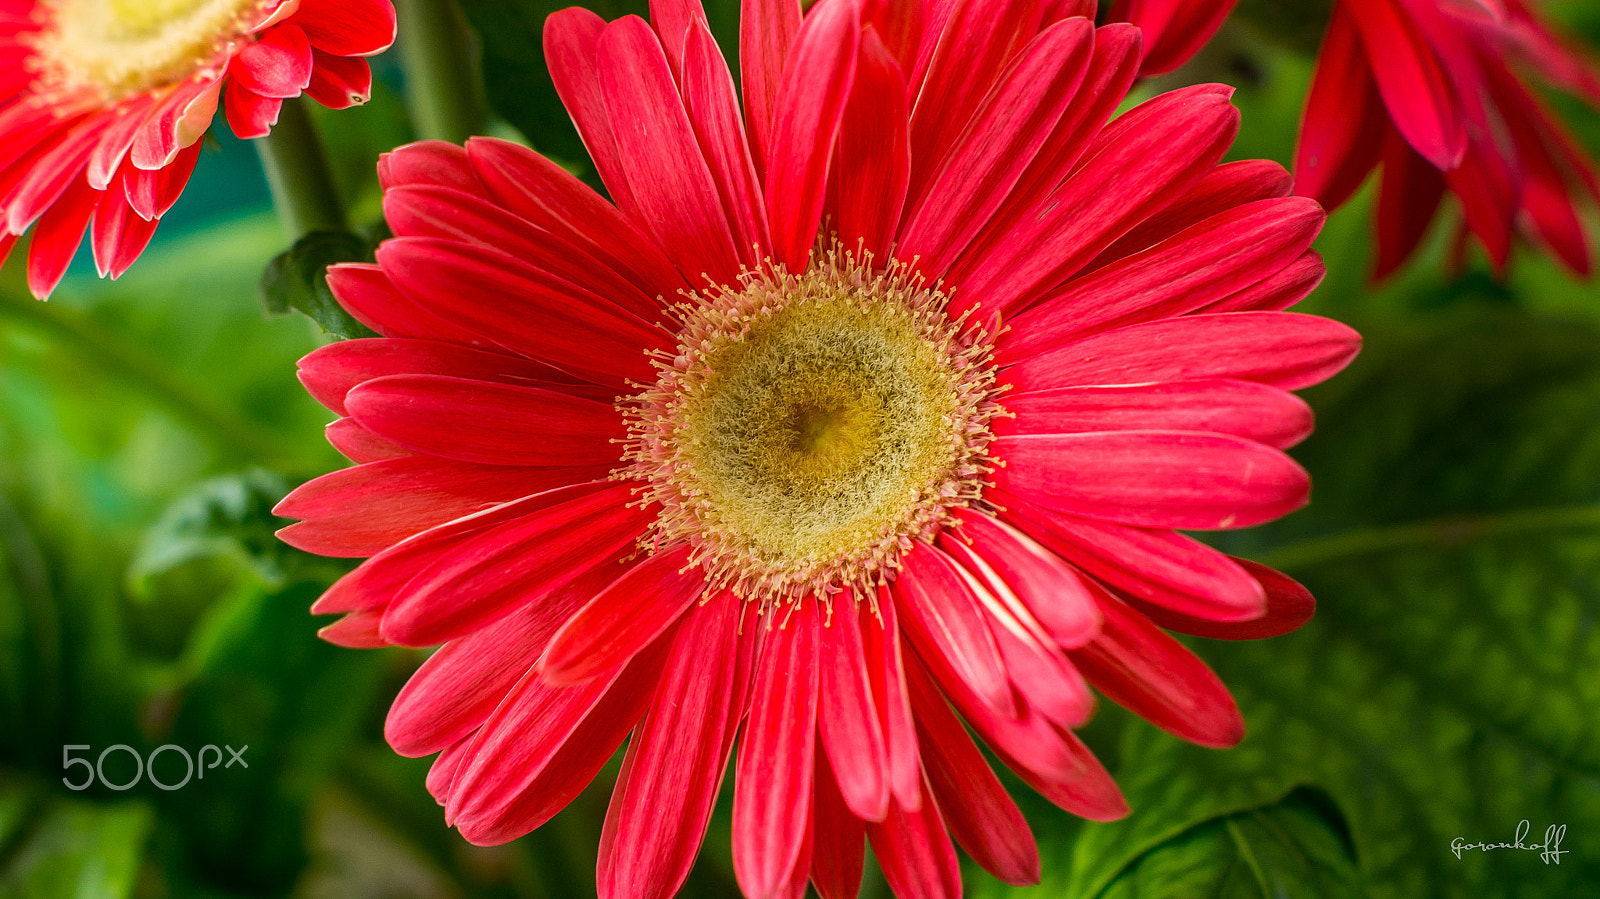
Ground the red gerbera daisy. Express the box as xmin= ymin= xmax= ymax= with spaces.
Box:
xmin=1298 ymin=0 xmax=1600 ymax=277
xmin=0 ymin=0 xmax=397 ymax=298
xmin=276 ymin=1 xmax=1359 ymax=897
xmin=1112 ymin=0 xmax=1600 ymax=277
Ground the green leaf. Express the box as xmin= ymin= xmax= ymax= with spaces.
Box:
xmin=1097 ymin=789 xmax=1362 ymax=899
xmin=0 ymin=786 xmax=153 ymax=899
xmin=126 ymin=470 xmax=293 ymax=597
xmin=1038 ymin=307 xmax=1600 ymax=899
xmin=259 ymin=229 xmax=377 ymax=339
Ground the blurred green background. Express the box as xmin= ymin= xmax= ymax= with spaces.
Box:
xmin=4 ymin=1 xmax=1600 ymax=897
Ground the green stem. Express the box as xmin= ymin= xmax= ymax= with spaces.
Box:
xmin=0 ymin=287 xmax=298 ymax=464
xmin=397 ymin=0 xmax=488 ymax=144
xmin=255 ymin=97 xmax=347 ymax=239
xmin=1257 ymin=505 xmax=1600 ymax=572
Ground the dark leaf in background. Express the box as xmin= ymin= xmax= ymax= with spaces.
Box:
xmin=260 ymin=230 xmax=379 ymax=340
xmin=1098 ymin=789 xmax=1362 ymax=899
xmin=127 ymin=469 xmax=294 ymax=596
xmin=991 ymin=307 xmax=1600 ymax=899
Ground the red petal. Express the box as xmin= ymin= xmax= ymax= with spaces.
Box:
xmin=546 ymin=7 xmax=640 ymax=219
xmin=275 ymin=455 xmax=606 ymax=557
xmin=378 ymin=483 xmax=647 ymax=646
xmin=908 ymin=657 xmax=1040 ymax=886
xmin=293 ymin=0 xmax=397 ymax=56
xmin=1128 ymin=557 xmax=1315 ymax=640
xmin=344 ymin=373 xmax=622 ymax=468
xmin=1374 ymin=128 xmax=1446 ymax=279
xmin=899 ymin=18 xmax=1094 ymax=276
xmin=448 ymin=638 xmax=668 ymax=844
xmin=811 ymin=749 xmax=866 ymax=899
xmin=1003 ymin=311 xmax=1362 ymax=394
xmin=954 ymin=84 xmax=1240 ymax=317
xmin=389 ymin=182 xmax=668 ymax=312
xmin=305 ymin=51 xmax=372 ymax=108
xmin=739 ymin=0 xmax=802 ymax=179
xmin=818 ymin=593 xmax=891 ymax=821
xmin=598 ymin=597 xmax=752 ymax=899
xmin=25 ymin=176 xmax=98 ymax=299
xmin=325 ymin=262 xmax=491 ymax=345
xmin=992 ymin=430 xmax=1310 ymax=531
xmin=864 ymin=779 xmax=961 ymax=899
xmin=1295 ymin=5 xmax=1389 ymax=210
xmin=1195 ymin=250 xmax=1326 ymax=314
xmin=1004 ymin=197 xmax=1326 ymax=352
xmin=997 ymin=379 xmax=1315 ymax=450
xmin=223 ymin=80 xmax=283 ymax=139
xmin=862 ymin=593 xmax=922 ymax=812
xmin=598 ymin=15 xmax=741 ymax=287
xmin=540 ymin=548 xmax=705 ymax=684
xmin=734 ymin=603 xmax=820 ymax=899
xmin=764 ymin=0 xmax=858 ymax=271
xmin=648 ymin=0 xmax=709 ymax=76
xmin=384 ymin=566 xmax=619 ymax=758
xmin=1070 ymin=587 xmax=1246 ymax=748
xmin=465 ymin=136 xmax=689 ymax=303
xmin=680 ymin=20 xmax=770 ymax=267
xmin=1089 ymin=158 xmax=1295 ymax=272
xmin=124 ymin=140 xmax=201 ymax=221
xmin=230 ymin=23 xmax=314 ymax=98
xmin=297 ymin=336 xmax=588 ymax=416
xmin=379 ymin=140 xmax=481 ymax=192
xmin=1345 ymin=0 xmax=1466 ymax=169
xmin=895 ymin=543 xmax=1013 ymax=717
xmin=317 ymin=608 xmax=386 ymax=647
xmin=905 ymin=0 xmax=1045 ymax=208
xmin=997 ymin=499 xmax=1268 ymax=622
xmin=831 ymin=26 xmax=910 ymax=257
xmin=948 ymin=508 xmax=1100 ymax=648
xmin=375 ymin=237 xmax=665 ymax=387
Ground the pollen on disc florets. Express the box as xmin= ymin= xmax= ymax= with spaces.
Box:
xmin=30 ymin=0 xmax=269 ymax=101
xmin=624 ymin=247 xmax=1005 ymax=610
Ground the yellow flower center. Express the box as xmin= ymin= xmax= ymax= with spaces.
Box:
xmin=627 ymin=251 xmax=1003 ymax=606
xmin=35 ymin=0 xmax=268 ymax=99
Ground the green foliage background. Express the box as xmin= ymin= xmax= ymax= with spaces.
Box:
xmin=3 ymin=2 xmax=1600 ymax=897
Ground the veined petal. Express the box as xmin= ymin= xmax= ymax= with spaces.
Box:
xmin=598 ymin=15 xmax=742 ymax=287
xmin=908 ymin=653 xmax=1040 ymax=886
xmin=992 ymin=430 xmax=1310 ymax=531
xmin=1127 ymin=558 xmax=1315 ymax=640
xmin=344 ymin=374 xmax=624 ymax=468
xmin=1070 ymin=587 xmax=1246 ymax=748
xmin=733 ymin=602 xmax=820 ymax=899
xmin=818 ymin=591 xmax=891 ymax=822
xmin=764 ymin=0 xmax=858 ymax=272
xmin=996 ymin=380 xmax=1316 ymax=450
xmin=811 ymin=749 xmax=867 ymax=899
xmin=598 ymin=597 xmax=752 ymax=899
xmin=380 ymin=483 xmax=648 ymax=646
xmin=540 ymin=547 xmax=705 ymax=684
xmin=895 ymin=542 xmax=1013 ymax=717
xmin=1004 ymin=311 xmax=1362 ymax=394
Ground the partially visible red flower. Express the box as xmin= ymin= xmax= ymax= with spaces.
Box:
xmin=1109 ymin=0 xmax=1600 ymax=277
xmin=1109 ymin=0 xmax=1241 ymax=76
xmin=275 ymin=1 xmax=1358 ymax=897
xmin=0 ymin=0 xmax=397 ymax=298
xmin=1298 ymin=0 xmax=1600 ymax=277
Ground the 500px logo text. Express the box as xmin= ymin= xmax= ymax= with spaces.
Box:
xmin=62 ymin=744 xmax=248 ymax=791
